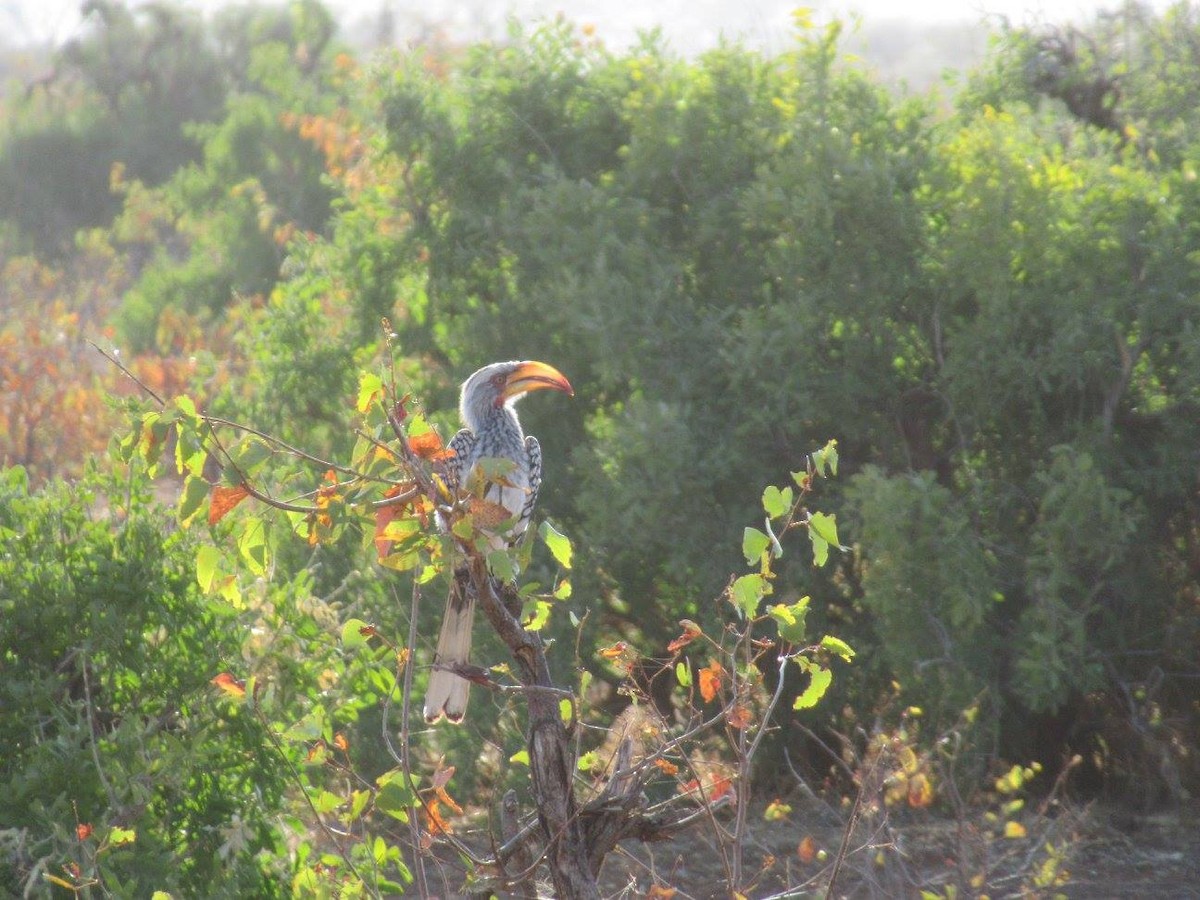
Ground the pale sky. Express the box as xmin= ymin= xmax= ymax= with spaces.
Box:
xmin=2 ymin=0 xmax=1165 ymax=50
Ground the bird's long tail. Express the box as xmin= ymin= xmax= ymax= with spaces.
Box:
xmin=423 ymin=570 xmax=476 ymax=723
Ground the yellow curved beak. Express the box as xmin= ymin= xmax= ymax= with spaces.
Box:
xmin=502 ymin=361 xmax=574 ymax=401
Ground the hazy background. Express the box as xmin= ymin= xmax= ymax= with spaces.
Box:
xmin=1 ymin=0 xmax=1176 ymax=78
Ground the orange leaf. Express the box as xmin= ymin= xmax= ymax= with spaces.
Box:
xmin=423 ymin=796 xmax=452 ymax=835
xmin=333 ymin=732 xmax=349 ymax=752
xmin=710 ymin=775 xmax=735 ymax=804
xmin=599 ymin=641 xmax=628 ymax=660
xmin=209 ymin=484 xmax=249 ymax=525
xmin=798 ymin=835 xmax=817 ymax=864
xmin=726 ymin=705 xmax=753 ymax=730
xmin=409 ymin=429 xmax=451 ymax=460
xmin=210 ymin=672 xmax=246 ymax=698
xmin=654 ymin=758 xmax=679 ymax=777
xmin=647 ymin=886 xmax=677 ymax=899
xmin=698 ymin=660 xmax=724 ymax=703
xmin=76 ymin=823 xmax=93 ymax=841
xmin=434 ymin=785 xmax=463 ymax=816
xmin=667 ymin=620 xmax=703 ymax=654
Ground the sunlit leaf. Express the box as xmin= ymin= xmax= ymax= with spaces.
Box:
xmin=509 ymin=750 xmax=530 ymax=766
xmin=1004 ymin=820 xmax=1027 ymax=838
xmin=763 ymin=799 xmax=792 ymax=821
xmin=675 ymin=661 xmax=692 ymax=688
xmin=793 ymin=660 xmax=832 ymax=710
xmin=539 ymin=521 xmax=573 ymax=569
xmin=731 ymin=573 xmax=767 ymax=618
xmin=769 ymin=598 xmax=810 ymax=644
xmin=819 ymin=634 xmax=856 ymax=661
xmin=357 ymin=371 xmax=384 ymax=413
xmin=762 ymin=485 xmax=793 ymax=519
xmin=341 ymin=618 xmax=372 ymax=649
xmin=742 ymin=527 xmax=770 ymax=565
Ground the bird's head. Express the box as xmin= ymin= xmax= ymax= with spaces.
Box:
xmin=459 ymin=360 xmax=574 ymax=427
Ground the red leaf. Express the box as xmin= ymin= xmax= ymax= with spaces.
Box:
xmin=208 ymin=484 xmax=249 ymax=525
xmin=76 ymin=823 xmax=93 ymax=841
xmin=667 ymin=620 xmax=703 ymax=654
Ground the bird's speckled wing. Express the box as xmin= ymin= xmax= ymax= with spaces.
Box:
xmin=445 ymin=428 xmax=477 ymax=492
xmin=518 ymin=435 xmax=542 ymax=538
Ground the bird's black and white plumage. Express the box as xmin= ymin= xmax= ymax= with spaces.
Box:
xmin=423 ymin=360 xmax=573 ymax=724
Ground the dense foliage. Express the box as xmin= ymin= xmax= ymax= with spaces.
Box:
xmin=2 ymin=0 xmax=1198 ymax=892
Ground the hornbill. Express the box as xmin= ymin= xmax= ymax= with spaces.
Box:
xmin=423 ymin=360 xmax=573 ymax=724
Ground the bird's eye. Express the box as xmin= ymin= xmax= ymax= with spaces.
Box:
xmin=490 ymin=373 xmax=506 ymax=388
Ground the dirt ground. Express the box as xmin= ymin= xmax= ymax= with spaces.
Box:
xmin=592 ymin=799 xmax=1200 ymax=899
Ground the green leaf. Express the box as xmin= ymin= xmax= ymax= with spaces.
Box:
xmin=178 ymin=475 xmax=209 ymax=527
xmin=107 ymin=826 xmax=136 ymax=847
xmin=810 ymin=532 xmax=829 ymax=567
xmin=523 ymin=599 xmax=552 ymax=632
xmin=762 ymin=485 xmax=793 ymax=519
xmin=375 ymin=770 xmax=415 ymax=823
xmin=742 ymin=527 xmax=770 ymax=565
xmin=812 ymin=440 xmax=839 ymax=477
xmin=539 ymin=521 xmax=573 ymax=569
xmin=312 ymin=791 xmax=342 ymax=814
xmin=487 ymin=549 xmax=517 ymax=583
xmin=675 ymin=661 xmax=692 ymax=687
xmin=809 ymin=511 xmax=841 ymax=548
xmin=559 ymin=698 xmax=573 ymax=724
xmin=793 ymin=660 xmax=833 ymax=710
xmin=553 ymin=578 xmax=572 ymax=599
xmin=731 ymin=573 xmax=767 ymax=618
xmin=768 ymin=597 xmax=810 ymax=643
xmin=509 ymin=749 xmax=530 ymax=766
xmin=236 ymin=517 xmax=268 ymax=576
xmin=341 ymin=618 xmax=372 ymax=650
xmin=283 ymin=708 xmax=326 ymax=742
xmin=357 ymin=371 xmax=384 ymax=413
xmin=819 ymin=635 xmax=856 ymax=661
xmin=196 ymin=545 xmax=221 ymax=593
xmin=577 ymin=750 xmax=601 ymax=772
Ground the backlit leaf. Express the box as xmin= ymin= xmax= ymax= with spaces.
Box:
xmin=209 ymin=484 xmax=249 ymax=525
xmin=762 ymin=485 xmax=793 ymax=519
xmin=793 ymin=660 xmax=832 ymax=710
xmin=742 ymin=527 xmax=770 ymax=565
xmin=357 ymin=371 xmax=384 ymax=413
xmin=819 ymin=634 xmax=856 ymax=661
xmin=539 ymin=521 xmax=573 ymax=569
xmin=698 ymin=660 xmax=724 ymax=703
xmin=731 ymin=573 xmax=767 ymax=618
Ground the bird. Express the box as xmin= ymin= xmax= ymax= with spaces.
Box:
xmin=423 ymin=360 xmax=574 ymax=724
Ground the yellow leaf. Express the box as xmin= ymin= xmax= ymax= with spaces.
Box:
xmin=1004 ymin=821 xmax=1027 ymax=839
